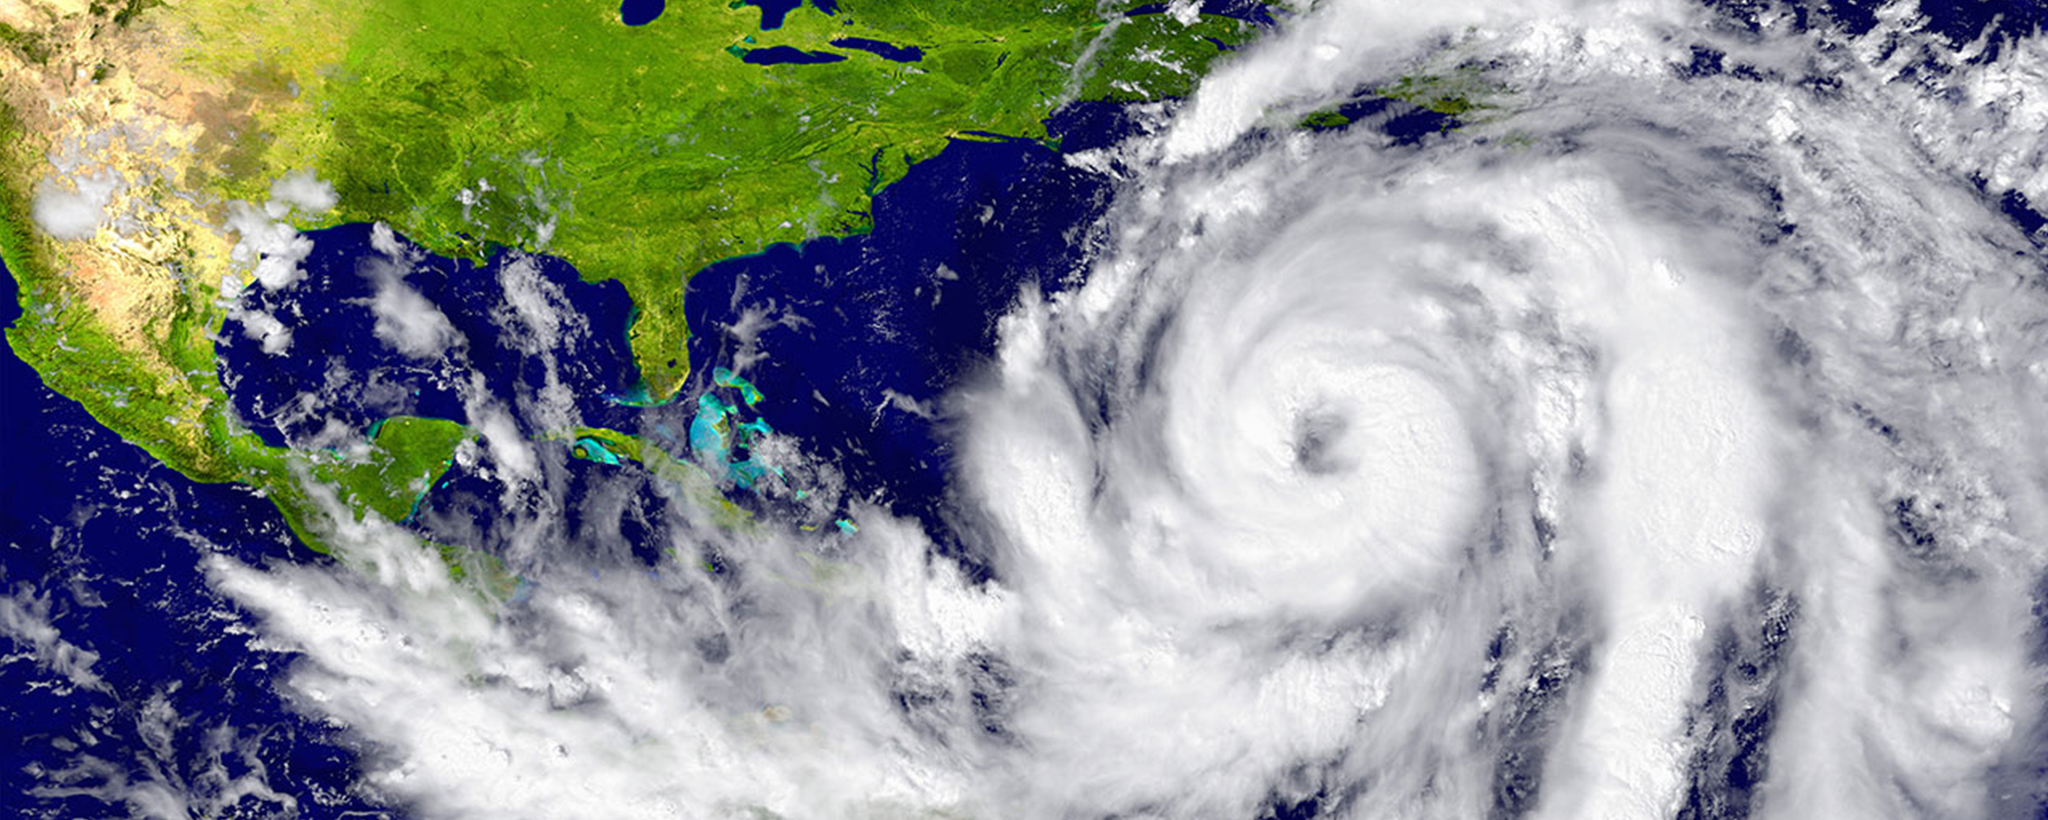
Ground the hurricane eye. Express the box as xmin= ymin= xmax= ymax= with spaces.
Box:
xmin=1292 ymin=407 xmax=1356 ymax=476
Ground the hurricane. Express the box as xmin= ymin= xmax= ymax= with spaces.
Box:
xmin=14 ymin=0 xmax=2045 ymax=818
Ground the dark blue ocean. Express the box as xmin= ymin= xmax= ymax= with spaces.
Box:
xmin=1 ymin=93 xmax=1155 ymax=817
xmin=1 ymin=249 xmax=395 ymax=818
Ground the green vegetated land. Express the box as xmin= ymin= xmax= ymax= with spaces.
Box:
xmin=0 ymin=100 xmax=244 ymax=489
xmin=214 ymin=416 xmax=473 ymax=556
xmin=1375 ymin=66 xmax=1503 ymax=117
xmin=274 ymin=0 xmax=1263 ymax=402
xmin=1297 ymin=64 xmax=1510 ymax=132
xmin=0 ymin=108 xmax=36 ymax=292
xmin=4 ymin=100 xmax=462 ymax=553
xmin=312 ymin=417 xmax=471 ymax=524
xmin=0 ymin=0 xmax=1263 ymax=562
xmin=558 ymin=425 xmax=756 ymax=530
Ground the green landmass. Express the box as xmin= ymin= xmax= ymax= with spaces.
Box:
xmin=0 ymin=108 xmax=38 ymax=291
xmin=0 ymin=95 xmax=464 ymax=550
xmin=555 ymin=425 xmax=755 ymax=532
xmin=0 ymin=0 xmax=1265 ymax=564
xmin=1299 ymin=108 xmax=1352 ymax=129
xmin=0 ymin=20 xmax=52 ymax=64
xmin=170 ymin=0 xmax=1264 ymax=403
xmin=438 ymin=540 xmax=518 ymax=595
xmin=1375 ymin=65 xmax=1503 ymax=117
xmin=0 ymin=100 xmax=249 ymax=483
xmin=1073 ymin=11 xmax=1253 ymax=102
xmin=1294 ymin=65 xmax=1510 ymax=135
xmin=5 ymin=92 xmax=471 ymax=558
xmin=312 ymin=417 xmax=470 ymax=524
xmin=196 ymin=416 xmax=468 ymax=555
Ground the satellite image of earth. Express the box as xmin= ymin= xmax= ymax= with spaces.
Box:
xmin=1 ymin=0 xmax=2045 ymax=817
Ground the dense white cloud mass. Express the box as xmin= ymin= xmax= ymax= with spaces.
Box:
xmin=268 ymin=169 xmax=340 ymax=216
xmin=226 ymin=170 xmax=343 ymax=291
xmin=31 ymin=167 xmax=124 ymax=240
xmin=201 ymin=1 xmax=2046 ymax=819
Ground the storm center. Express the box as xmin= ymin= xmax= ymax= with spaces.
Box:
xmin=1292 ymin=407 xmax=1358 ymax=476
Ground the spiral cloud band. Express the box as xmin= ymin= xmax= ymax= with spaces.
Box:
xmin=198 ymin=0 xmax=2047 ymax=818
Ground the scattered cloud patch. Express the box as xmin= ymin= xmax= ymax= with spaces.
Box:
xmin=494 ymin=255 xmax=576 ymax=355
xmin=492 ymin=255 xmax=585 ymax=432
xmin=0 ymin=585 xmax=104 ymax=691
xmin=367 ymin=269 xmax=459 ymax=360
xmin=237 ymin=308 xmax=294 ymax=355
xmin=361 ymin=230 xmax=459 ymax=360
xmin=29 ymin=126 xmax=183 ymax=242
xmin=370 ymin=221 xmax=409 ymax=258
xmin=268 ymin=169 xmax=338 ymax=216
xmin=471 ymin=405 xmax=539 ymax=482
